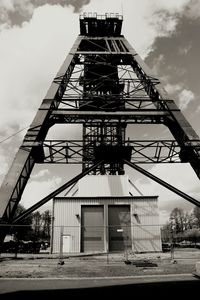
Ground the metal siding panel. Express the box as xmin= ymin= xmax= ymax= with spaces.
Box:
xmin=53 ymin=199 xmax=81 ymax=253
xmin=132 ymin=197 xmax=162 ymax=252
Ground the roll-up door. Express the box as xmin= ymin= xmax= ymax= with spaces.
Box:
xmin=81 ymin=205 xmax=104 ymax=252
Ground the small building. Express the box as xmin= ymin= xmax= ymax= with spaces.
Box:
xmin=51 ymin=175 xmax=162 ymax=253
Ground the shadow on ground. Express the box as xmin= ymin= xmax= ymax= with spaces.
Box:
xmin=1 ymin=280 xmax=200 ymax=299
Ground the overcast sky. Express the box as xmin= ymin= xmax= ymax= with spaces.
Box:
xmin=0 ymin=0 xmax=200 ymax=224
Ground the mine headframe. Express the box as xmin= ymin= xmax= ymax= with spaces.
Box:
xmin=0 ymin=13 xmax=200 ymax=241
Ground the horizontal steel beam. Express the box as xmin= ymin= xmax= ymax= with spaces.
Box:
xmin=75 ymin=51 xmax=128 ymax=55
xmin=52 ymin=110 xmax=169 ymax=116
xmin=51 ymin=110 xmax=168 ymax=124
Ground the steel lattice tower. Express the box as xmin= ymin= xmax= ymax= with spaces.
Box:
xmin=1 ymin=13 xmax=200 ymax=243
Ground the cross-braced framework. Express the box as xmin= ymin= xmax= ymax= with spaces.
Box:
xmin=0 ymin=13 xmax=200 ymax=243
xmin=41 ymin=139 xmax=181 ymax=165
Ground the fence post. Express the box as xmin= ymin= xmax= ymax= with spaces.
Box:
xmin=124 ymin=225 xmax=128 ymax=262
xmin=58 ymin=226 xmax=64 ymax=265
xmin=170 ymin=230 xmax=175 ymax=260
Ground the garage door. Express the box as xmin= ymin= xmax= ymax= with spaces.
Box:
xmin=81 ymin=205 xmax=104 ymax=252
xmin=108 ymin=205 xmax=131 ymax=252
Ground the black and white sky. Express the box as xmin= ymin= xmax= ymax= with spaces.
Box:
xmin=0 ymin=0 xmax=200 ymax=223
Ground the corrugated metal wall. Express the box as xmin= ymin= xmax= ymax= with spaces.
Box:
xmin=52 ymin=196 xmax=162 ymax=253
xmin=132 ymin=199 xmax=162 ymax=252
xmin=52 ymin=198 xmax=81 ymax=253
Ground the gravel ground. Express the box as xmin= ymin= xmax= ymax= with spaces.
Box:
xmin=0 ymin=249 xmax=199 ymax=278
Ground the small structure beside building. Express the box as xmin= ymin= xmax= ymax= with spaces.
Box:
xmin=51 ymin=175 xmax=162 ymax=254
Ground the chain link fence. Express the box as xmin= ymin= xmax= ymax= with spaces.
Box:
xmin=0 ymin=224 xmax=200 ymax=263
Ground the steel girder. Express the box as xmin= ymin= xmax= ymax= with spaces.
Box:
xmin=51 ymin=110 xmax=167 ymax=124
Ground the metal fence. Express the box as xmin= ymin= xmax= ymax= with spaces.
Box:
xmin=0 ymin=224 xmax=200 ymax=263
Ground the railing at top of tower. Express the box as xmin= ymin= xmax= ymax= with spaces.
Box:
xmin=79 ymin=13 xmax=123 ymax=20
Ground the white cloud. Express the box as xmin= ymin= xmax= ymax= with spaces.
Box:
xmin=150 ymin=0 xmax=190 ymax=13
xmin=0 ymin=130 xmax=24 ymax=183
xmin=184 ymin=0 xmax=200 ymax=19
xmin=149 ymin=12 xmax=178 ymax=38
xmin=196 ymin=105 xmax=200 ymax=113
xmin=149 ymin=54 xmax=165 ymax=76
xmin=142 ymin=163 xmax=200 ymax=195
xmin=164 ymin=83 xmax=182 ymax=95
xmin=0 ymin=4 xmax=78 ymax=130
xmin=159 ymin=210 xmax=170 ymax=225
xmin=21 ymin=175 xmax=62 ymax=209
xmin=0 ymin=0 xmax=34 ymax=27
xmin=178 ymin=89 xmax=195 ymax=110
xmin=0 ymin=154 xmax=8 ymax=177
xmin=0 ymin=0 xmax=14 ymax=10
xmin=0 ymin=4 xmax=80 ymax=189
xmin=178 ymin=44 xmax=192 ymax=55
xmin=30 ymin=169 xmax=50 ymax=180
xmin=83 ymin=0 xmax=190 ymax=57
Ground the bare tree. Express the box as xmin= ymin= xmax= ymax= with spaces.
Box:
xmin=32 ymin=211 xmax=42 ymax=237
xmin=169 ymin=207 xmax=185 ymax=234
xmin=193 ymin=206 xmax=200 ymax=228
xmin=41 ymin=210 xmax=51 ymax=239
